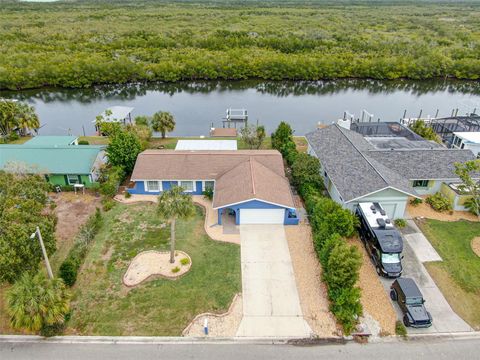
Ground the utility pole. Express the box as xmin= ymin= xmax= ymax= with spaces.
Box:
xmin=31 ymin=226 xmax=54 ymax=279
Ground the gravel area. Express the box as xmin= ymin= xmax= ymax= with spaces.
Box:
xmin=285 ymin=224 xmax=338 ymax=337
xmin=472 ymin=237 xmax=480 ymax=257
xmin=182 ymin=294 xmax=243 ymax=337
xmin=407 ymin=200 xmax=479 ymax=222
xmin=349 ymin=238 xmax=397 ymax=336
xmin=123 ymin=250 xmax=192 ymax=286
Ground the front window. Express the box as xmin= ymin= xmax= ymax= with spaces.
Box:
xmin=406 ymin=297 xmax=424 ymax=305
xmin=381 ymin=253 xmax=400 ymax=264
xmin=204 ymin=181 xmax=215 ymax=191
xmin=67 ymin=174 xmax=79 ymax=185
xmin=180 ymin=181 xmax=194 ymax=192
xmin=413 ymin=180 xmax=429 ymax=188
xmin=146 ymin=181 xmax=160 ymax=192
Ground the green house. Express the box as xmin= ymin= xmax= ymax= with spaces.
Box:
xmin=0 ymin=136 xmax=106 ymax=188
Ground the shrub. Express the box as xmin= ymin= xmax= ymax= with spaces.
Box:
xmin=395 ymin=320 xmax=407 ymax=337
xmin=180 ymin=258 xmax=190 ymax=266
xmin=291 ymin=152 xmax=323 ymax=189
xmin=426 ymin=192 xmax=452 ymax=212
xmin=318 ymin=233 xmax=342 ymax=266
xmin=203 ymin=187 xmax=214 ymax=201
xmin=99 ymin=165 xmax=125 ymax=198
xmin=78 ymin=140 xmax=89 ymax=145
xmin=410 ymin=197 xmax=423 ymax=206
xmin=328 ymin=287 xmax=362 ymax=335
xmin=324 ymin=241 xmax=362 ymax=291
xmin=171 ymin=266 xmax=180 ymax=273
xmin=465 ymin=197 xmax=480 ymax=216
xmin=124 ymin=191 xmax=132 ymax=199
xmin=102 ymin=198 xmax=115 ymax=211
xmin=298 ymin=182 xmax=323 ymax=200
xmin=394 ymin=218 xmax=407 ymax=228
xmin=59 ymin=259 xmax=78 ymax=287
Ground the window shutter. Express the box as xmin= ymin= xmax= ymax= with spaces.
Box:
xmin=78 ymin=175 xmax=82 ymax=184
xmin=64 ymin=175 xmax=69 ymax=185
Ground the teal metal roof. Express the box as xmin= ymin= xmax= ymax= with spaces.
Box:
xmin=24 ymin=136 xmax=78 ymax=146
xmin=0 ymin=145 xmax=105 ymax=174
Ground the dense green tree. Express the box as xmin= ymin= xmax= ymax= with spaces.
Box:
xmin=0 ymin=172 xmax=56 ymax=284
xmin=271 ymin=121 xmax=294 ymax=153
xmin=151 ymin=111 xmax=176 ymax=138
xmin=7 ymin=273 xmax=70 ymax=333
xmin=106 ymin=129 xmax=142 ymax=173
xmin=454 ymin=160 xmax=480 ymax=219
xmin=157 ymin=187 xmax=196 ymax=263
xmin=409 ymin=120 xmax=441 ymax=143
xmin=291 ymin=152 xmax=322 ymax=188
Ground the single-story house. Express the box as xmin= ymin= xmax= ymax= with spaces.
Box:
xmin=0 ymin=136 xmax=106 ymax=188
xmin=128 ymin=150 xmax=299 ymax=225
xmin=306 ymin=123 xmax=477 ymax=218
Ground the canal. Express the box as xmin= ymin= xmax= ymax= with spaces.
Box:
xmin=1 ymin=79 xmax=480 ymax=136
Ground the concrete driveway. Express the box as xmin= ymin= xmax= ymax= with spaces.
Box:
xmin=236 ymin=225 xmax=312 ymax=338
xmin=380 ymin=220 xmax=472 ymax=334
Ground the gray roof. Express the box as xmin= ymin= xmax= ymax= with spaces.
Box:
xmin=368 ymin=149 xmax=476 ymax=180
xmin=306 ymin=124 xmax=477 ymax=202
xmin=306 ymin=125 xmax=416 ymax=202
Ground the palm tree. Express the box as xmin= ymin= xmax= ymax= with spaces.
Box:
xmin=7 ymin=272 xmax=70 ymax=332
xmin=0 ymin=100 xmax=39 ymax=138
xmin=157 ymin=186 xmax=196 ymax=263
xmin=151 ymin=111 xmax=176 ymax=138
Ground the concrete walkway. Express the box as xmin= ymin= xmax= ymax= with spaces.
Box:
xmin=236 ymin=225 xmax=312 ymax=338
xmin=380 ymin=220 xmax=472 ymax=334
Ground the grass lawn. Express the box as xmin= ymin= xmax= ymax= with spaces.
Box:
xmin=68 ymin=202 xmax=241 ymax=336
xmin=79 ymin=135 xmax=307 ymax=152
xmin=418 ymin=219 xmax=480 ymax=329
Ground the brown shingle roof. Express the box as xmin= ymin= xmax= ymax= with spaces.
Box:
xmin=130 ymin=150 xmax=295 ymax=209
xmin=131 ymin=150 xmax=286 ymax=180
xmin=213 ymin=158 xmax=295 ymax=209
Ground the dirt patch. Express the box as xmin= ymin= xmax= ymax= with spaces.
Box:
xmin=285 ymin=224 xmax=338 ymax=337
xmin=123 ymin=250 xmax=192 ymax=286
xmin=51 ymin=192 xmax=101 ymax=269
xmin=407 ymin=199 xmax=479 ymax=222
xmin=183 ymin=294 xmax=243 ymax=337
xmin=472 ymin=237 xmax=480 ymax=257
xmin=349 ymin=238 xmax=397 ymax=336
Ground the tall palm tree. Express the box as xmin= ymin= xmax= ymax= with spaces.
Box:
xmin=151 ymin=111 xmax=176 ymax=138
xmin=7 ymin=273 xmax=70 ymax=332
xmin=157 ymin=186 xmax=196 ymax=263
xmin=15 ymin=102 xmax=40 ymax=136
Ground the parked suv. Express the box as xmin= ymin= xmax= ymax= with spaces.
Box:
xmin=390 ymin=278 xmax=433 ymax=328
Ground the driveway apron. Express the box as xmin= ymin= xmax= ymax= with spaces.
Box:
xmin=236 ymin=225 xmax=312 ymax=337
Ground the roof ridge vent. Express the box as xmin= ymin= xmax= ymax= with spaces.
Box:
xmin=249 ymin=157 xmax=256 ymax=195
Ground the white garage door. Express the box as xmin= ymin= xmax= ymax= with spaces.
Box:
xmin=239 ymin=209 xmax=285 ymax=224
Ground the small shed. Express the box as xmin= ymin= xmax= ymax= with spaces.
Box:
xmin=452 ymin=132 xmax=480 ymax=157
xmin=210 ymin=128 xmax=237 ymax=137
xmin=175 ymin=140 xmax=237 ymax=151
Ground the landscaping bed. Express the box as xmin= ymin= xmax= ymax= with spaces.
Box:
xmin=68 ymin=203 xmax=241 ymax=336
xmin=418 ymin=219 xmax=480 ymax=329
xmin=407 ymin=198 xmax=479 ymax=222
xmin=349 ymin=238 xmax=397 ymax=336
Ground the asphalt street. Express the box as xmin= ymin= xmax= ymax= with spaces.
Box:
xmin=1 ymin=337 xmax=479 ymax=360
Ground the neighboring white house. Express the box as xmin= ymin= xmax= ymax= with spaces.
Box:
xmin=451 ymin=132 xmax=480 ymax=157
xmin=306 ymin=122 xmax=477 ymax=218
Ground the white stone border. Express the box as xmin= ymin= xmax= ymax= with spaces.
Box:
xmin=181 ymin=293 xmax=242 ymax=336
xmin=122 ymin=250 xmax=192 ymax=286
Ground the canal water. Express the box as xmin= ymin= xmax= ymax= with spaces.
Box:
xmin=1 ymin=79 xmax=480 ymax=137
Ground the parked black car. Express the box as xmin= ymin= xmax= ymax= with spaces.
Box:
xmin=390 ymin=278 xmax=433 ymax=328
